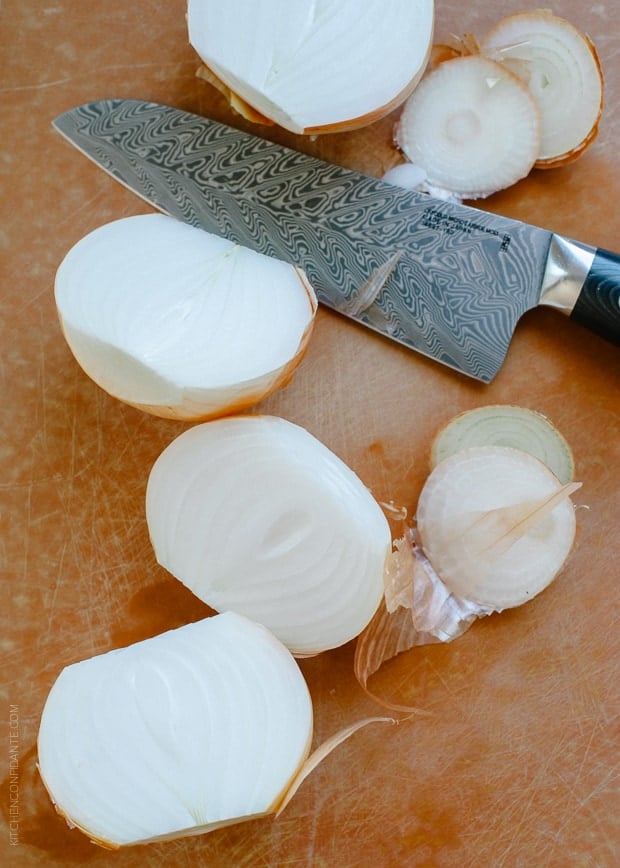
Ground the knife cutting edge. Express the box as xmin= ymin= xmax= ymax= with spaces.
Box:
xmin=52 ymin=99 xmax=620 ymax=383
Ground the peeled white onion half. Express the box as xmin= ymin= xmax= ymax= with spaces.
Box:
xmin=146 ymin=415 xmax=391 ymax=655
xmin=54 ymin=214 xmax=317 ymax=421
xmin=187 ymin=0 xmax=435 ymax=134
xmin=416 ymin=446 xmax=579 ymax=609
xmin=37 ymin=612 xmax=313 ymax=848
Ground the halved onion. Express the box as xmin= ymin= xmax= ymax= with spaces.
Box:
xmin=54 ymin=214 xmax=317 ymax=421
xmin=187 ymin=0 xmax=435 ymax=134
xmin=430 ymin=404 xmax=575 ymax=484
xmin=146 ymin=415 xmax=391 ymax=655
xmin=37 ymin=612 xmax=313 ymax=848
xmin=479 ymin=11 xmax=604 ymax=168
xmin=417 ymin=445 xmax=579 ymax=609
xmin=395 ymin=54 xmax=541 ymax=199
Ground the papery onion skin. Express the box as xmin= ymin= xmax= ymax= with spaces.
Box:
xmin=416 ymin=446 xmax=578 ymax=609
xmin=146 ymin=415 xmax=392 ymax=655
xmin=187 ymin=0 xmax=435 ymax=135
xmin=37 ymin=613 xmax=313 ymax=848
xmin=55 ymin=214 xmax=317 ymax=421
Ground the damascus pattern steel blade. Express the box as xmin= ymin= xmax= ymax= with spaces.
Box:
xmin=53 ymin=99 xmax=553 ymax=382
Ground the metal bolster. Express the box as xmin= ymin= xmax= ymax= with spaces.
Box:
xmin=539 ymin=235 xmax=596 ymax=314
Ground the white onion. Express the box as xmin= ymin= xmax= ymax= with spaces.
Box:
xmin=430 ymin=404 xmax=575 ymax=484
xmin=355 ymin=442 xmax=581 ymax=702
xmin=382 ymin=163 xmax=428 ymax=191
xmin=416 ymin=446 xmax=578 ymax=609
xmin=37 ymin=612 xmax=313 ymax=848
xmin=187 ymin=0 xmax=435 ymax=134
xmin=479 ymin=11 xmax=604 ymax=167
xmin=54 ymin=214 xmax=317 ymax=421
xmin=395 ymin=55 xmax=541 ymax=199
xmin=146 ymin=415 xmax=391 ymax=655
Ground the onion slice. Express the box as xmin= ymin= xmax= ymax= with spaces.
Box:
xmin=395 ymin=54 xmax=541 ymax=199
xmin=479 ymin=11 xmax=604 ymax=168
xmin=187 ymin=0 xmax=435 ymax=134
xmin=430 ymin=404 xmax=575 ymax=484
xmin=37 ymin=613 xmax=313 ymax=848
xmin=145 ymin=415 xmax=392 ymax=655
xmin=54 ymin=214 xmax=317 ymax=421
xmin=355 ymin=443 xmax=581 ymax=705
xmin=417 ymin=446 xmax=579 ymax=609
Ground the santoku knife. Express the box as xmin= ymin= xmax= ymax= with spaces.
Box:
xmin=52 ymin=99 xmax=620 ymax=382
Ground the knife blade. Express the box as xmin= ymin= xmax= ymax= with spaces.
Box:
xmin=52 ymin=99 xmax=620 ymax=382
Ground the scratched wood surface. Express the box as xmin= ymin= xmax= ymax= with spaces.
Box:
xmin=1 ymin=1 xmax=619 ymax=865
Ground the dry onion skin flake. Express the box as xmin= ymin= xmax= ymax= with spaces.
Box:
xmin=54 ymin=214 xmax=317 ymax=421
xmin=430 ymin=404 xmax=575 ymax=484
xmin=417 ymin=445 xmax=579 ymax=610
xmin=480 ymin=11 xmax=604 ymax=168
xmin=187 ymin=0 xmax=435 ymax=134
xmin=146 ymin=415 xmax=392 ymax=656
xmin=37 ymin=613 xmax=313 ymax=848
xmin=395 ymin=54 xmax=541 ymax=199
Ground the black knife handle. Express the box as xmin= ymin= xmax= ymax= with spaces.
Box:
xmin=571 ymin=248 xmax=620 ymax=345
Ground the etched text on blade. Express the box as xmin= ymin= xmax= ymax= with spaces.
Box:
xmin=56 ymin=100 xmax=550 ymax=382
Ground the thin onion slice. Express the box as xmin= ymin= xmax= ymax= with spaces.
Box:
xmin=356 ymin=443 xmax=581 ymax=706
xmin=417 ymin=446 xmax=579 ymax=609
xmin=395 ymin=54 xmax=541 ymax=199
xmin=146 ymin=415 xmax=392 ymax=655
xmin=187 ymin=0 xmax=434 ymax=134
xmin=37 ymin=613 xmax=313 ymax=848
xmin=479 ymin=11 xmax=604 ymax=168
xmin=430 ymin=404 xmax=575 ymax=484
xmin=54 ymin=214 xmax=317 ymax=421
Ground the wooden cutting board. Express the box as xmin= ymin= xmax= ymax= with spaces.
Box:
xmin=1 ymin=1 xmax=618 ymax=865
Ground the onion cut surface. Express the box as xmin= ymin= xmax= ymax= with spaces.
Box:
xmin=430 ymin=404 xmax=575 ymax=484
xmin=480 ymin=11 xmax=604 ymax=168
xmin=395 ymin=54 xmax=541 ymax=199
xmin=417 ymin=446 xmax=579 ymax=609
xmin=355 ymin=443 xmax=581 ymax=707
xmin=37 ymin=613 xmax=313 ymax=848
xmin=146 ymin=415 xmax=391 ymax=655
xmin=54 ymin=214 xmax=317 ymax=421
xmin=187 ymin=0 xmax=435 ymax=134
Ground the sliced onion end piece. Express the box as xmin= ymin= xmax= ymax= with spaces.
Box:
xmin=479 ymin=11 xmax=604 ymax=168
xmin=429 ymin=404 xmax=575 ymax=485
xmin=417 ymin=445 xmax=579 ymax=609
xmin=395 ymin=55 xmax=541 ymax=199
